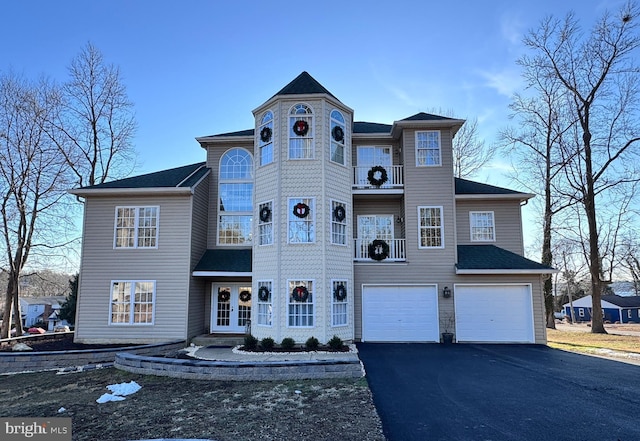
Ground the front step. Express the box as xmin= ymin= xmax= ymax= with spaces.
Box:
xmin=190 ymin=333 xmax=245 ymax=347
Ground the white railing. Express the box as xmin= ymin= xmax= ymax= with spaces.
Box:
xmin=352 ymin=165 xmax=404 ymax=189
xmin=354 ymin=239 xmax=406 ymax=261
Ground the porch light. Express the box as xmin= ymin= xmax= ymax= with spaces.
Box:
xmin=442 ymin=286 xmax=452 ymax=298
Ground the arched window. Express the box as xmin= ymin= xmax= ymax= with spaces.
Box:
xmin=330 ymin=109 xmax=346 ymax=165
xmin=258 ymin=111 xmax=273 ymax=166
xmin=218 ymin=148 xmax=253 ymax=245
xmin=289 ymin=103 xmax=313 ymax=159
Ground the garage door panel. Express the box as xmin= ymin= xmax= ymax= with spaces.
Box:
xmin=363 ymin=286 xmax=439 ymax=342
xmin=455 ymin=285 xmax=534 ymax=343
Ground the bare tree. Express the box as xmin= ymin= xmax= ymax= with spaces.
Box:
xmin=50 ymin=42 xmax=137 ymax=188
xmin=0 ymin=73 xmax=73 ymax=338
xmin=452 ymin=117 xmax=494 ymax=178
xmin=523 ymin=2 xmax=640 ymax=333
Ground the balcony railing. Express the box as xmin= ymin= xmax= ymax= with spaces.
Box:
xmin=354 ymin=238 xmax=406 ymax=262
xmin=352 ymin=165 xmax=404 ymax=189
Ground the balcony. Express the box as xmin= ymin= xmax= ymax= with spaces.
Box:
xmin=352 ymin=165 xmax=404 ymax=193
xmin=354 ymin=238 xmax=406 ymax=262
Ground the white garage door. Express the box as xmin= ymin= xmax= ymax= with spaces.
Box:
xmin=455 ymin=285 xmax=534 ymax=343
xmin=362 ymin=285 xmax=439 ymax=342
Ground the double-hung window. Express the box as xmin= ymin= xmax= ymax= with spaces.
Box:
xmin=289 ymin=198 xmax=315 ymax=243
xmin=257 ymin=281 xmax=273 ymax=326
xmin=470 ymin=211 xmax=495 ymax=242
xmin=110 ymin=281 xmax=155 ymax=325
xmin=258 ymin=111 xmax=274 ymax=166
xmin=331 ymin=280 xmax=348 ymax=326
xmin=114 ymin=206 xmax=159 ymax=248
xmin=258 ymin=201 xmax=273 ymax=246
xmin=416 ymin=131 xmax=441 ymax=166
xmin=289 ymin=103 xmax=314 ymax=159
xmin=288 ymin=279 xmax=314 ymax=327
xmin=418 ymin=206 xmax=444 ymax=248
xmin=331 ymin=200 xmax=347 ymax=245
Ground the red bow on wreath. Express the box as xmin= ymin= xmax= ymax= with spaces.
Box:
xmin=293 ymin=202 xmax=310 ymax=218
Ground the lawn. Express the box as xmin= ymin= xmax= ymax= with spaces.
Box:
xmin=547 ymin=326 xmax=640 ymax=355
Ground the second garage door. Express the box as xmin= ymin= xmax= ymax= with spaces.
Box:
xmin=362 ymin=285 xmax=439 ymax=342
xmin=455 ymin=284 xmax=535 ymax=343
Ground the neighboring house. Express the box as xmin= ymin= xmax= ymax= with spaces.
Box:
xmin=70 ymin=71 xmax=555 ymax=345
xmin=19 ymin=296 xmax=67 ymax=329
xmin=563 ymin=295 xmax=640 ymax=323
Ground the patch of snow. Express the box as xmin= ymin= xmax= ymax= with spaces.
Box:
xmin=12 ymin=343 xmax=33 ymax=351
xmin=58 ymin=407 xmax=66 ymax=413
xmin=96 ymin=380 xmax=142 ymax=403
xmin=96 ymin=393 xmax=126 ymax=403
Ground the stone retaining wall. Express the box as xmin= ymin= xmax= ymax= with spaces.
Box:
xmin=115 ymin=352 xmax=364 ymax=381
xmin=0 ymin=341 xmax=185 ymax=374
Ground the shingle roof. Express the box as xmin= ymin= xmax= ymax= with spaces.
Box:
xmin=353 ymin=122 xmax=392 ymax=134
xmin=401 ymin=112 xmax=458 ymax=122
xmin=193 ymin=249 xmax=252 ymax=273
xmin=76 ymin=162 xmax=208 ymax=190
xmin=457 ymin=245 xmax=554 ymax=272
xmin=209 ymin=129 xmax=254 ymax=138
xmin=272 ymin=71 xmax=337 ymax=99
xmin=454 ymin=178 xmax=524 ymax=195
xmin=602 ymin=295 xmax=640 ymax=308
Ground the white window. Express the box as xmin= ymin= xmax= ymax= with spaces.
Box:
xmin=110 ymin=281 xmax=155 ymax=325
xmin=628 ymin=310 xmax=632 ymax=319
xmin=258 ymin=111 xmax=274 ymax=166
xmin=331 ymin=200 xmax=347 ymax=245
xmin=330 ymin=109 xmax=346 ymax=165
xmin=258 ymin=201 xmax=273 ymax=246
xmin=418 ymin=206 xmax=444 ymax=248
xmin=331 ymin=280 xmax=348 ymax=327
xmin=289 ymin=103 xmax=314 ymax=159
xmin=218 ymin=148 xmax=253 ymax=245
xmin=578 ymin=308 xmax=585 ymax=317
xmin=288 ymin=197 xmax=315 ymax=243
xmin=470 ymin=211 xmax=495 ymax=242
xmin=288 ymin=280 xmax=314 ymax=327
xmin=257 ymin=281 xmax=273 ymax=326
xmin=416 ymin=131 xmax=441 ymax=166
xmin=114 ymin=206 xmax=159 ymax=249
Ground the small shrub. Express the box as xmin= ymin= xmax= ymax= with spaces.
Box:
xmin=260 ymin=337 xmax=275 ymax=351
xmin=280 ymin=337 xmax=295 ymax=350
xmin=244 ymin=334 xmax=258 ymax=350
xmin=328 ymin=335 xmax=344 ymax=350
xmin=305 ymin=336 xmax=319 ymax=350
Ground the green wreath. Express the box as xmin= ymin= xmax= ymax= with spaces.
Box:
xmin=332 ymin=125 xmax=344 ymax=142
xmin=260 ymin=126 xmax=272 ymax=143
xmin=291 ymin=286 xmax=309 ymax=302
xmin=293 ymin=202 xmax=310 ymax=218
xmin=258 ymin=286 xmax=270 ymax=302
xmin=368 ymin=239 xmax=390 ymax=261
xmin=259 ymin=206 xmax=272 ymax=223
xmin=334 ymin=284 xmax=347 ymax=301
xmin=218 ymin=290 xmax=230 ymax=302
xmin=367 ymin=166 xmax=388 ymax=187
xmin=333 ymin=205 xmax=346 ymax=222
xmin=239 ymin=290 xmax=251 ymax=302
xmin=293 ymin=120 xmax=309 ymax=136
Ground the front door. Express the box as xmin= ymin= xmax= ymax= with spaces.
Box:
xmin=211 ymin=284 xmax=252 ymax=333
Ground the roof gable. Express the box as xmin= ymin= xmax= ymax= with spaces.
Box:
xmin=272 ymin=71 xmax=337 ymax=99
xmin=401 ymin=112 xmax=458 ymax=122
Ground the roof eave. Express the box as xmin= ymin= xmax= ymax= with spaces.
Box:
xmin=391 ymin=118 xmax=466 ymax=138
xmin=352 ymin=132 xmax=393 ymax=139
xmin=68 ymin=187 xmax=194 ymax=197
xmin=456 ymin=193 xmax=535 ymax=201
xmin=455 ymin=268 xmax=559 ymax=275
xmin=253 ymin=93 xmax=353 ymax=115
xmin=192 ymin=271 xmax=253 ymax=277
xmin=196 ymin=135 xmax=254 ymax=145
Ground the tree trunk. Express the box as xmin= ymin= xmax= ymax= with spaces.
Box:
xmin=0 ymin=280 xmax=13 ymax=338
xmin=543 ymin=157 xmax=555 ymax=329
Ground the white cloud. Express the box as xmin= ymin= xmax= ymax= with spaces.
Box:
xmin=500 ymin=11 xmax=525 ymax=46
xmin=477 ymin=68 xmax=523 ymax=98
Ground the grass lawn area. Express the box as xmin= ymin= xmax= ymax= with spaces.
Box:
xmin=547 ymin=328 xmax=640 ymax=355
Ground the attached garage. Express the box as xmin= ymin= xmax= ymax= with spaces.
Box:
xmin=454 ymin=284 xmax=534 ymax=343
xmin=362 ymin=285 xmax=439 ymax=342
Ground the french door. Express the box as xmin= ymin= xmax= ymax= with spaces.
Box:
xmin=356 ymin=146 xmax=392 ymax=187
xmin=357 ymin=215 xmax=395 ymax=259
xmin=211 ymin=284 xmax=252 ymax=333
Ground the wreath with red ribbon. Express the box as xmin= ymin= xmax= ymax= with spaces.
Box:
xmin=260 ymin=126 xmax=272 ymax=143
xmin=293 ymin=202 xmax=310 ymax=218
xmin=293 ymin=120 xmax=309 ymax=136
xmin=291 ymin=286 xmax=309 ymax=302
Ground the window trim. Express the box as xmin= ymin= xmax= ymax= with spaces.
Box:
xmin=417 ymin=206 xmax=445 ymax=249
xmin=288 ymin=103 xmax=314 ymax=160
xmin=415 ymin=130 xmax=442 ymax=167
xmin=287 ymin=279 xmax=315 ymax=328
xmin=109 ymin=280 xmax=156 ymax=326
xmin=217 ymin=147 xmax=254 ymax=246
xmin=330 ymin=109 xmax=347 ymax=166
xmin=113 ymin=206 xmax=160 ymax=249
xmin=256 ymin=280 xmax=273 ymax=327
xmin=331 ymin=279 xmax=349 ymax=327
xmin=258 ymin=200 xmax=274 ymax=246
xmin=469 ymin=211 xmax=496 ymax=242
xmin=330 ymin=199 xmax=348 ymax=246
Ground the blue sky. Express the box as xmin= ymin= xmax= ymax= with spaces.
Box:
xmin=0 ymin=0 xmax=622 ymax=255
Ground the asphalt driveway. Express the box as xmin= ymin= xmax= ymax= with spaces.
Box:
xmin=357 ymin=343 xmax=640 ymax=441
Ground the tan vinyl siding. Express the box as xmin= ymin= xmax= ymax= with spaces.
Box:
xmin=75 ymin=194 xmax=193 ymax=344
xmin=187 ymin=175 xmax=210 ymax=339
xmin=455 ymin=199 xmax=525 ymax=254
